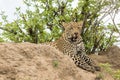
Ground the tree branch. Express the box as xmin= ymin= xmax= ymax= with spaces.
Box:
xmin=0 ymin=27 xmax=17 ymax=35
xmin=109 ymin=11 xmax=120 ymax=36
xmin=15 ymin=20 xmax=27 ymax=36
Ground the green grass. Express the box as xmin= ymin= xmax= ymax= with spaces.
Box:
xmin=100 ymin=63 xmax=120 ymax=80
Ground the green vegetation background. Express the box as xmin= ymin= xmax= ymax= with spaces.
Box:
xmin=0 ymin=0 xmax=120 ymax=54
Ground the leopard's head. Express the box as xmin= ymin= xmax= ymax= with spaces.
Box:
xmin=62 ymin=21 xmax=83 ymax=43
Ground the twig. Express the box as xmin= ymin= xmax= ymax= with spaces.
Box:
xmin=109 ymin=10 xmax=120 ymax=36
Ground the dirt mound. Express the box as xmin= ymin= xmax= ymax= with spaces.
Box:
xmin=91 ymin=46 xmax=120 ymax=69
xmin=0 ymin=42 xmax=114 ymax=80
xmin=103 ymin=46 xmax=120 ymax=69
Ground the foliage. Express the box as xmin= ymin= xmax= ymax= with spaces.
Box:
xmin=0 ymin=37 xmax=4 ymax=42
xmin=114 ymin=70 xmax=120 ymax=80
xmin=100 ymin=63 xmax=113 ymax=74
xmin=0 ymin=0 xmax=120 ymax=53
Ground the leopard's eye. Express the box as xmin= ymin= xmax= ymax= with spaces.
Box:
xmin=77 ymin=27 xmax=80 ymax=29
xmin=69 ymin=27 xmax=73 ymax=30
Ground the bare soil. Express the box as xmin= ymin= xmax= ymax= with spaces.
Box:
xmin=0 ymin=42 xmax=118 ymax=80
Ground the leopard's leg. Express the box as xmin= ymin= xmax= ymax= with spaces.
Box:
xmin=76 ymin=42 xmax=100 ymax=71
xmin=77 ymin=51 xmax=101 ymax=71
xmin=71 ymin=54 xmax=95 ymax=73
xmin=76 ymin=41 xmax=96 ymax=66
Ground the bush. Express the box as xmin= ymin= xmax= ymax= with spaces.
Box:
xmin=0 ymin=0 xmax=119 ymax=53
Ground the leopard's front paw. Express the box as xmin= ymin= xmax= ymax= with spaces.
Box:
xmin=94 ymin=66 xmax=101 ymax=71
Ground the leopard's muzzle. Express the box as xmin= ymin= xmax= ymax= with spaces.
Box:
xmin=71 ymin=32 xmax=78 ymax=42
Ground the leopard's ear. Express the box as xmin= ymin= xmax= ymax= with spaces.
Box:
xmin=61 ymin=22 xmax=68 ymax=29
xmin=62 ymin=22 xmax=67 ymax=28
xmin=78 ymin=21 xmax=83 ymax=28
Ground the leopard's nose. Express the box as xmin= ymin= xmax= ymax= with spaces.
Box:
xmin=74 ymin=32 xmax=78 ymax=35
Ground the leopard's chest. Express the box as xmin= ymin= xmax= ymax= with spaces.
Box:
xmin=62 ymin=42 xmax=77 ymax=56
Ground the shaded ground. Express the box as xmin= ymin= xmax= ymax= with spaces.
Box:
xmin=0 ymin=42 xmax=117 ymax=80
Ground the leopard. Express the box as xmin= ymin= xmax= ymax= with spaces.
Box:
xmin=48 ymin=21 xmax=100 ymax=73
